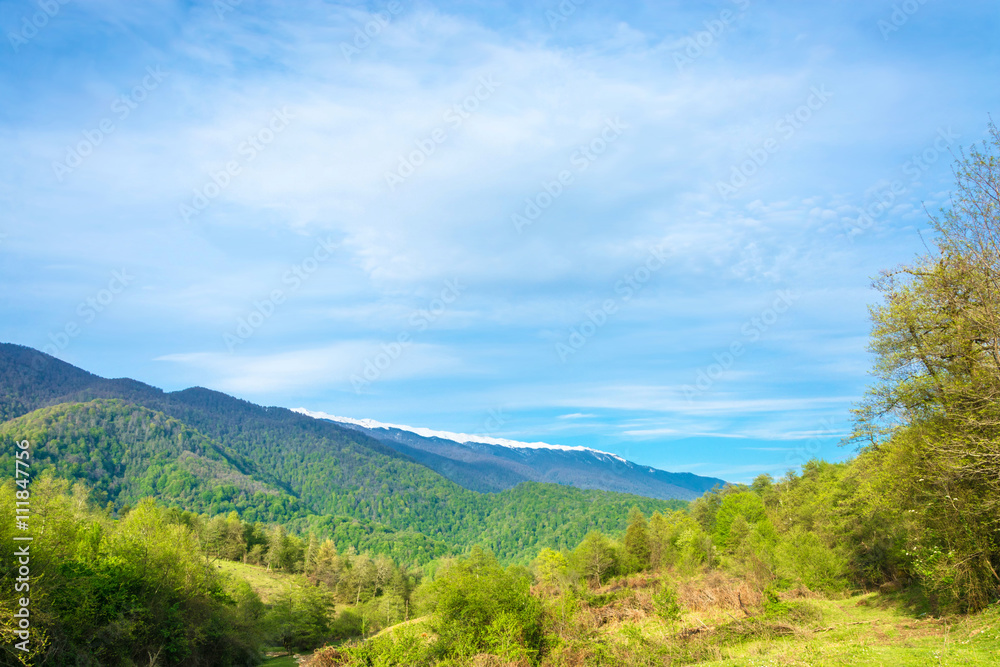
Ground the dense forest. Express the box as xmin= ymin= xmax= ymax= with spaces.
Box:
xmin=2 ymin=124 xmax=1000 ymax=665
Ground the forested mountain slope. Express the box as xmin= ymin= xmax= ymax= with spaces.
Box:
xmin=0 ymin=399 xmax=306 ymax=522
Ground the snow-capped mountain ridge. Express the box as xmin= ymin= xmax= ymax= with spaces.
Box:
xmin=294 ymin=407 xmax=726 ymax=501
xmin=293 ymin=408 xmax=627 ymax=463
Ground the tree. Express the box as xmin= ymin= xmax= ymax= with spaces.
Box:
xmin=265 ymin=586 xmax=334 ymax=652
xmin=852 ymin=119 xmax=1000 ymax=611
xmin=648 ymin=511 xmax=670 ymax=570
xmin=532 ymin=547 xmax=570 ymax=591
xmin=266 ymin=524 xmax=288 ymax=571
xmin=203 ymin=510 xmax=248 ymax=561
xmin=347 ymin=554 xmax=378 ymax=605
xmin=0 ymin=478 xmax=266 ymax=665
xmin=374 ymin=554 xmax=396 ymax=594
xmin=310 ymin=539 xmax=344 ymax=590
xmin=690 ymin=485 xmax=725 ymax=533
xmin=712 ymin=491 xmax=767 ymax=549
xmin=304 ymin=532 xmax=320 ymax=574
xmin=573 ymin=531 xmax=616 ymax=587
xmin=751 ymin=474 xmax=774 ymax=497
xmin=623 ymin=506 xmax=651 ymax=571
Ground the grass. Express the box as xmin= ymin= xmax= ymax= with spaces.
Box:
xmin=525 ymin=572 xmax=1000 ymax=666
xmin=597 ymin=592 xmax=1000 ymax=667
xmin=214 ymin=559 xmax=308 ymax=603
xmin=694 ymin=596 xmax=1000 ymax=666
xmin=305 ymin=586 xmax=1000 ymax=666
xmin=262 ymin=656 xmax=299 ymax=667
xmin=370 ymin=615 xmax=430 ymax=639
xmin=257 ymin=563 xmax=1000 ymax=666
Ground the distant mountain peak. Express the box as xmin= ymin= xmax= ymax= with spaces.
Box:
xmin=293 ymin=408 xmax=627 ymax=462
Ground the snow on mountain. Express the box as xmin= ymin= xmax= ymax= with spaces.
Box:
xmin=293 ymin=408 xmax=627 ymax=463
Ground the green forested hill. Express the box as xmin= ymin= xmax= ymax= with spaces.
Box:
xmin=0 ymin=399 xmax=306 ymax=523
xmin=0 ymin=345 xmax=685 ymax=563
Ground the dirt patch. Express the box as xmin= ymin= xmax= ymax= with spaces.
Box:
xmin=780 ymin=584 xmax=821 ymax=600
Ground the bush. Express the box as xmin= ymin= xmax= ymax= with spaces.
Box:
xmin=328 ymin=608 xmax=364 ymax=641
xmin=422 ymin=548 xmax=545 ymax=663
xmin=329 ymin=623 xmax=434 ymax=667
xmin=652 ymin=581 xmax=683 ymax=622
xmin=0 ymin=477 xmax=265 ymax=666
xmin=776 ymin=529 xmax=849 ymax=593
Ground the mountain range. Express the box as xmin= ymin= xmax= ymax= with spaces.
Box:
xmin=0 ymin=343 xmax=724 ymax=562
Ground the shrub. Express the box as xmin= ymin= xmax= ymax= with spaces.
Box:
xmin=776 ymin=529 xmax=849 ymax=593
xmin=652 ymin=581 xmax=683 ymax=622
xmin=422 ymin=548 xmax=545 ymax=663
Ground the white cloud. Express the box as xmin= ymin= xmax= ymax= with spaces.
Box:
xmin=156 ymin=342 xmax=464 ymax=394
xmin=547 ymin=385 xmax=858 ymax=415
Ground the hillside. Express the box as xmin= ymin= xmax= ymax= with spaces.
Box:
xmin=312 ymin=575 xmax=1000 ymax=667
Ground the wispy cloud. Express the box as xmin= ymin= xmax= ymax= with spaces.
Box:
xmin=547 ymin=386 xmax=858 ymax=416
xmin=156 ymin=342 xmax=464 ymax=394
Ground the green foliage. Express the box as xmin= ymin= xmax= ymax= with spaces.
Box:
xmin=0 ymin=400 xmax=305 ymax=522
xmin=726 ymin=514 xmax=778 ymax=587
xmin=652 ymin=581 xmax=683 ymax=622
xmin=751 ymin=473 xmax=774 ymax=496
xmin=689 ymin=484 xmax=725 ymax=533
xmin=776 ymin=529 xmax=850 ymax=593
xmin=713 ymin=491 xmax=768 ymax=549
xmin=623 ymin=506 xmax=651 ymax=572
xmin=766 ymin=459 xmax=905 ymax=589
xmin=263 ymin=585 xmax=334 ymax=652
xmin=327 ymin=608 xmax=365 ymax=642
xmin=532 ymin=547 xmax=570 ymax=592
xmin=326 ymin=622 xmax=434 ymax=667
xmin=849 ymin=121 xmax=1000 ymax=612
xmin=0 ymin=475 xmax=263 ymax=666
xmin=571 ymin=531 xmax=619 ymax=587
xmin=421 ymin=548 xmax=545 ymax=663
xmin=648 ymin=509 xmax=714 ymax=573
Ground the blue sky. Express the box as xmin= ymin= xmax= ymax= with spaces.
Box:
xmin=2 ymin=0 xmax=998 ymax=483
